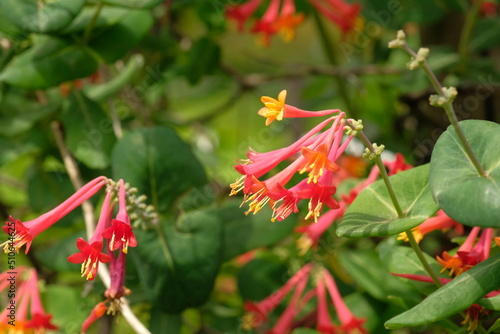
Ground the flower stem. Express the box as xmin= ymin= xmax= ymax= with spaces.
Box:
xmin=355 ymin=128 xmax=404 ymax=217
xmin=458 ymin=0 xmax=484 ymax=73
xmin=401 ymin=44 xmax=487 ymax=177
xmin=347 ymin=121 xmax=443 ymax=287
xmin=84 ymin=1 xmax=104 ymax=44
xmin=405 ymin=229 xmax=443 ymax=288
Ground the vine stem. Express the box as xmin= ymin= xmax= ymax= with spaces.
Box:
xmin=401 ymin=44 xmax=487 ymax=177
xmin=83 ymin=1 xmax=104 ymax=43
xmin=346 ymin=121 xmax=443 ymax=288
xmin=458 ymin=0 xmax=484 ymax=72
xmin=51 ymin=121 xmax=151 ymax=334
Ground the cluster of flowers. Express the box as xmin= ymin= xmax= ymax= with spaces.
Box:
xmin=230 ymin=89 xmax=500 ymax=332
xmin=226 ymin=0 xmax=361 ymax=45
xmin=0 ymin=267 xmax=57 ymax=333
xmin=243 ymin=263 xmax=367 ymax=333
xmin=1 ymin=176 xmax=145 ymax=333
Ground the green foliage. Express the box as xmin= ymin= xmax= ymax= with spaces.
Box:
xmin=132 ymin=209 xmax=223 ymax=313
xmin=0 ymin=36 xmax=98 ymax=89
xmin=112 ymin=126 xmax=208 ymax=214
xmin=385 ymin=253 xmax=500 ymax=329
xmin=430 ymin=120 xmax=500 ymax=227
xmin=337 ymin=164 xmax=439 ymax=238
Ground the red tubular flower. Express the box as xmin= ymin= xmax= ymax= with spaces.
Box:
xmin=105 ymin=250 xmax=129 ymax=300
xmin=323 ymin=268 xmax=367 ymax=334
xmin=316 ymin=274 xmax=337 ymax=334
xmin=309 ymin=0 xmax=361 ymax=35
xmin=267 ymin=273 xmax=309 ymax=334
xmin=250 ymin=0 xmax=281 ymax=46
xmin=296 ymin=207 xmax=342 ymax=254
xmin=68 ymin=238 xmax=111 ymax=281
xmin=25 ymin=269 xmax=59 ymax=332
xmin=68 ymin=191 xmax=114 ymax=280
xmin=437 ymin=227 xmax=494 ymax=276
xmin=102 ymin=180 xmax=137 ymax=254
xmin=398 ymin=209 xmax=463 ymax=244
xmin=258 ymin=90 xmax=339 ymax=126
xmin=226 ymin=0 xmax=263 ymax=31
xmin=243 ymin=263 xmax=313 ymax=329
xmin=385 ymin=153 xmax=412 ymax=175
xmin=276 ymin=0 xmax=305 ymax=42
xmin=82 ymin=302 xmax=108 ymax=333
xmin=2 ymin=176 xmax=106 ymax=253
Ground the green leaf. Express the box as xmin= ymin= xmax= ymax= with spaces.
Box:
xmin=337 ymin=164 xmax=439 ymax=238
xmin=0 ymin=0 xmax=85 ymax=34
xmin=385 ymin=252 xmax=500 ymax=329
xmin=61 ymin=91 xmax=116 ymax=169
xmin=471 ymin=18 xmax=500 ymax=52
xmin=219 ymin=201 xmax=296 ymax=261
xmin=0 ymin=37 xmax=98 ymax=89
xmin=429 ymin=120 xmax=500 ymax=227
xmin=111 ymin=126 xmax=207 ymax=214
xmin=237 ymin=258 xmax=288 ymax=301
xmin=0 ymin=103 xmax=56 ymax=137
xmin=102 ymin=0 xmax=164 ymax=9
xmin=149 ymin=310 xmax=182 ymax=334
xmin=89 ymin=10 xmax=153 ymax=63
xmin=43 ymin=285 xmax=93 ymax=334
xmin=180 ymin=37 xmax=221 ymax=85
xmin=131 ymin=209 xmax=223 ymax=313
xmin=85 ymin=54 xmax=144 ymax=101
xmin=339 ymin=249 xmax=421 ymax=303
xmin=62 ymin=6 xmax=132 ymax=33
xmin=292 ymin=329 xmax=322 ymax=334
xmin=479 ymin=294 xmax=500 ymax=311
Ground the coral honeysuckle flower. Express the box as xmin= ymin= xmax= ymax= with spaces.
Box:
xmin=296 ymin=207 xmax=342 ymax=255
xmin=258 ymin=90 xmax=339 ymax=126
xmin=82 ymin=302 xmax=108 ymax=333
xmin=250 ymin=0 xmax=280 ymax=46
xmin=322 ymin=268 xmax=367 ymax=333
xmin=68 ymin=191 xmax=114 ymax=280
xmin=385 ymin=152 xmax=412 ymax=175
xmin=2 ymin=176 xmax=106 ymax=253
xmin=276 ymin=0 xmax=305 ymax=42
xmin=309 ymin=0 xmax=362 ymax=35
xmin=242 ymin=263 xmax=313 ymax=329
xmin=105 ymin=250 xmax=130 ymax=300
xmin=68 ymin=238 xmax=111 ymax=281
xmin=102 ymin=180 xmax=137 ymax=254
xmin=267 ymin=274 xmax=309 ymax=334
xmin=226 ymin=0 xmax=263 ymax=31
xmin=398 ymin=209 xmax=463 ymax=244
xmin=316 ymin=273 xmax=337 ymax=333
xmin=299 ymin=144 xmax=340 ymax=184
xmin=234 ymin=116 xmax=335 ymax=180
xmin=298 ymin=182 xmax=340 ymax=222
xmin=437 ymin=227 xmax=494 ymax=277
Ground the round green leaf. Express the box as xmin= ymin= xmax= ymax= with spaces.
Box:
xmin=102 ymin=0 xmax=163 ymax=9
xmin=112 ymin=126 xmax=207 ymax=214
xmin=0 ymin=0 xmax=85 ymax=34
xmin=385 ymin=252 xmax=500 ymax=329
xmin=337 ymin=164 xmax=439 ymax=238
xmin=429 ymin=120 xmax=500 ymax=227
xmin=0 ymin=37 xmax=98 ymax=89
xmin=218 ymin=201 xmax=296 ymax=261
xmin=131 ymin=209 xmax=223 ymax=313
xmin=62 ymin=92 xmax=116 ymax=170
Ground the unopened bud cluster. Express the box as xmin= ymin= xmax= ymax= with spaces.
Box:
xmin=345 ymin=119 xmax=363 ymax=136
xmin=105 ymin=179 xmax=158 ymax=228
xmin=429 ymin=86 xmax=458 ymax=107
xmin=363 ymin=143 xmax=385 ymax=160
xmin=388 ymin=30 xmax=406 ymax=49
xmin=407 ymin=47 xmax=429 ymax=70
